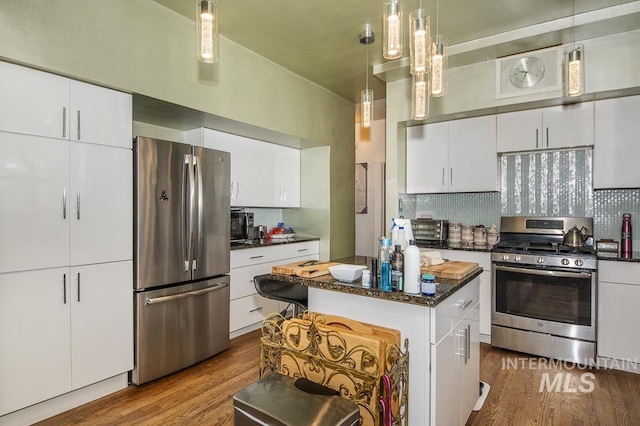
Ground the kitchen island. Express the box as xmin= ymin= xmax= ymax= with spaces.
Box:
xmin=259 ymin=256 xmax=482 ymax=426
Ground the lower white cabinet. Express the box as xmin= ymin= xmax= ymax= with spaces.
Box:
xmin=230 ymin=241 xmax=320 ymax=334
xmin=598 ymin=261 xmax=640 ymax=363
xmin=431 ymin=283 xmax=480 ymax=426
xmin=438 ymin=249 xmax=492 ymax=338
xmin=0 ymin=261 xmax=132 ymax=416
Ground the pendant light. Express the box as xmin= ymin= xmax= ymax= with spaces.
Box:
xmin=360 ymin=26 xmax=375 ymax=128
xmin=566 ymin=0 xmax=583 ymax=96
xmin=197 ymin=0 xmax=219 ymax=63
xmin=409 ymin=8 xmax=430 ymax=75
xmin=430 ymin=0 xmax=448 ymax=96
xmin=412 ymin=72 xmax=429 ymax=120
xmin=383 ymin=0 xmax=403 ymax=59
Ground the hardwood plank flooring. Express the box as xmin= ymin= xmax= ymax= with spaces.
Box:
xmin=37 ymin=334 xmax=640 ymax=426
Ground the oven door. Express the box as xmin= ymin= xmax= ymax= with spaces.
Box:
xmin=492 ymin=264 xmax=596 ymax=341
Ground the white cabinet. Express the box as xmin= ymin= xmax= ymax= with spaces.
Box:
xmin=0 ymin=268 xmax=72 ymax=416
xmin=439 ymin=249 xmax=492 ymax=338
xmin=598 ymin=261 xmax=640 ymax=363
xmin=0 ymin=134 xmax=132 ymax=273
xmin=0 ymin=263 xmax=132 ymax=416
xmin=230 ymin=241 xmax=319 ymax=334
xmin=406 ymin=116 xmax=497 ymax=193
xmin=594 ymin=95 xmax=640 ymax=189
xmin=430 ymin=282 xmax=480 ymax=426
xmin=0 ymin=61 xmax=131 ymax=147
xmin=497 ymin=102 xmax=594 ymax=153
xmin=200 ymin=128 xmax=301 ymax=207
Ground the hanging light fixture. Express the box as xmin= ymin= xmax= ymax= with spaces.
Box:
xmin=197 ymin=0 xmax=219 ymax=63
xmin=430 ymin=0 xmax=447 ymax=96
xmin=409 ymin=8 xmax=430 ymax=75
xmin=566 ymin=0 xmax=583 ymax=96
xmin=360 ymin=26 xmax=375 ymax=128
xmin=412 ymin=72 xmax=429 ymax=120
xmin=383 ymin=0 xmax=403 ymax=59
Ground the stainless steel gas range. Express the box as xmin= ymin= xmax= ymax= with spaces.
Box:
xmin=491 ymin=217 xmax=598 ymax=365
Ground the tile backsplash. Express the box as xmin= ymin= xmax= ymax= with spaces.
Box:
xmin=399 ymin=148 xmax=640 ymax=248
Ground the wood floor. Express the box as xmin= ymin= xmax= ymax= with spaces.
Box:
xmin=37 ymin=331 xmax=640 ymax=426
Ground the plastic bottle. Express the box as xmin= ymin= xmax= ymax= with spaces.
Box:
xmin=404 ymin=240 xmax=421 ymax=295
xmin=393 ymin=226 xmax=409 ymax=252
xmin=361 ymin=269 xmax=371 ymax=288
xmin=621 ymin=213 xmax=633 ymax=258
xmin=379 ymin=238 xmax=392 ymax=292
xmin=421 ymin=273 xmax=436 ymax=296
xmin=391 ymin=245 xmax=404 ymax=292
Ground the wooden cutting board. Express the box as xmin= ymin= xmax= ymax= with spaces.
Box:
xmin=272 ymin=260 xmax=342 ymax=278
xmin=421 ymin=261 xmax=479 ymax=280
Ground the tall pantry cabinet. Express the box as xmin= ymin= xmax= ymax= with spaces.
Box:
xmin=0 ymin=61 xmax=133 ymax=417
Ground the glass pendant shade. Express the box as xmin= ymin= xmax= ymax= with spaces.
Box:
xmin=409 ymin=9 xmax=430 ymax=75
xmin=197 ymin=1 xmax=218 ymax=63
xmin=383 ymin=0 xmax=403 ymax=59
xmin=361 ymin=89 xmax=373 ymax=128
xmin=566 ymin=45 xmax=584 ymax=97
xmin=430 ymin=35 xmax=448 ymax=96
xmin=412 ymin=73 xmax=429 ymax=120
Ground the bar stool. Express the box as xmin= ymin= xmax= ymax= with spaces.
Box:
xmin=254 ymin=274 xmax=308 ymax=317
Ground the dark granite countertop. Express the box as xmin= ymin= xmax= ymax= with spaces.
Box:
xmin=416 ymin=242 xmax=494 ymax=253
xmin=230 ymin=236 xmax=319 ymax=250
xmin=262 ymin=255 xmax=483 ymax=308
xmin=597 ymin=251 xmax=640 ymax=262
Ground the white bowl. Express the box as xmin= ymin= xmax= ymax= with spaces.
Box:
xmin=329 ymin=264 xmax=367 ymax=282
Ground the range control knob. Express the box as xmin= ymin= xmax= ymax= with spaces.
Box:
xmin=502 ymin=254 xmax=510 ymax=261
xmin=515 ymin=255 xmax=522 ymax=262
xmin=537 ymin=256 xmax=545 ymax=264
xmin=561 ymin=258 xmax=570 ymax=266
xmin=575 ymin=259 xmax=584 ymax=267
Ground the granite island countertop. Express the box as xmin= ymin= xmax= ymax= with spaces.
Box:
xmin=261 ymin=255 xmax=482 ymax=308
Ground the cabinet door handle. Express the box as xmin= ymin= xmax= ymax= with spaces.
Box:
xmin=454 ymin=299 xmax=472 ymax=309
xmin=535 ymin=128 xmax=539 ymax=148
xmin=63 ymin=273 xmax=67 ymax=304
xmin=77 ymin=272 xmax=81 ymax=302
xmin=230 ymin=182 xmax=234 ymax=198
xmin=77 ymin=110 xmax=81 ymax=140
xmin=450 ymin=168 xmax=453 ymax=186
xmin=62 ymin=189 xmax=67 ymax=219
xmin=455 ymin=327 xmax=467 ymax=359
xmin=250 ymin=255 xmax=264 ymax=260
xmin=62 ymin=107 xmax=67 ymax=138
xmin=297 ymin=248 xmax=308 ymax=252
xmin=442 ymin=168 xmax=445 ymax=185
xmin=466 ymin=323 xmax=471 ymax=363
xmin=249 ymin=306 xmax=264 ymax=313
xmin=76 ymin=191 xmax=81 ymax=220
xmin=546 ymin=127 xmax=549 ymax=147
xmin=236 ymin=182 xmax=240 ymax=199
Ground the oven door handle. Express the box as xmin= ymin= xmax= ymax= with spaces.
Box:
xmin=495 ymin=265 xmax=592 ymax=279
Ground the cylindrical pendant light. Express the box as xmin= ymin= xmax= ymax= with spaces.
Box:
xmin=360 ymin=26 xmax=375 ymax=128
xmin=566 ymin=45 xmax=584 ymax=97
xmin=197 ymin=0 xmax=219 ymax=63
xmin=430 ymin=35 xmax=448 ymax=96
xmin=412 ymin=73 xmax=429 ymax=120
xmin=383 ymin=0 xmax=403 ymax=59
xmin=409 ymin=9 xmax=430 ymax=75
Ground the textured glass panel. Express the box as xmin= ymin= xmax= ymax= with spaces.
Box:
xmin=594 ymin=189 xmax=640 ymax=249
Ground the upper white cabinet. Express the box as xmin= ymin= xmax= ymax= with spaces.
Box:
xmin=497 ymin=102 xmax=594 ymax=153
xmin=593 ymin=95 xmax=640 ymax=189
xmin=0 ymin=61 xmax=131 ymax=148
xmin=406 ymin=115 xmax=498 ymax=193
xmin=200 ymin=128 xmax=301 ymax=207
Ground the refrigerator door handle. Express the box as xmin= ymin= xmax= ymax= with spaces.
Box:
xmin=145 ymin=282 xmax=228 ymax=305
xmin=183 ymin=154 xmax=194 ymax=272
xmin=193 ymin=155 xmax=203 ymax=271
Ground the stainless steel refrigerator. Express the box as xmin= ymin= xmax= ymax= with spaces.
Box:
xmin=131 ymin=136 xmax=230 ymax=385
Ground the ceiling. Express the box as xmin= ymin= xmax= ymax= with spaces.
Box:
xmin=153 ymin=0 xmax=640 ymax=103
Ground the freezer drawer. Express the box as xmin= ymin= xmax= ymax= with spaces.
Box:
xmin=131 ymin=276 xmax=230 ymax=385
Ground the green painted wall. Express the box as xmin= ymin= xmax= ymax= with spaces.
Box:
xmin=0 ymin=0 xmax=355 ymax=258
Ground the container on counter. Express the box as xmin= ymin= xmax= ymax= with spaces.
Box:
xmin=361 ymin=269 xmax=372 ymax=288
xmin=449 ymin=222 xmax=461 ymax=244
xmin=621 ymin=213 xmax=633 ymax=258
xmin=461 ymin=225 xmax=474 ymax=246
xmin=473 ymin=225 xmax=487 ymax=246
xmin=487 ymin=224 xmax=499 ymax=246
xmin=421 ymin=274 xmax=436 ymax=296
xmin=404 ymin=240 xmax=421 ymax=294
xmin=391 ymin=245 xmax=404 ymax=291
xmin=379 ymin=237 xmax=392 ymax=292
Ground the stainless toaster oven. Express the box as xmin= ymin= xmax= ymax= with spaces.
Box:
xmin=411 ymin=219 xmax=449 ymax=245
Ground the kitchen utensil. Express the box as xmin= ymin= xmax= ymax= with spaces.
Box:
xmin=272 ymin=261 xmax=341 ymax=278
xmin=329 ymin=264 xmax=367 ymax=282
xmin=563 ymin=225 xmax=589 ymax=247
